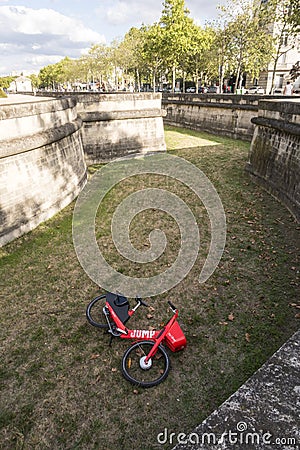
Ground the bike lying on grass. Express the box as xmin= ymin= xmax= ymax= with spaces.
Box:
xmin=86 ymin=292 xmax=187 ymax=387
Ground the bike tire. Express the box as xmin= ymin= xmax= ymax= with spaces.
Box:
xmin=121 ymin=340 xmax=170 ymax=388
xmin=86 ymin=294 xmax=109 ymax=329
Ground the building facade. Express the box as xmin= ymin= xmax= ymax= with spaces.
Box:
xmin=258 ymin=0 xmax=300 ymax=94
xmin=8 ymin=76 xmax=33 ymax=93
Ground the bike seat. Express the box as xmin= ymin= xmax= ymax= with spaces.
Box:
xmin=114 ymin=295 xmax=129 ymax=307
xmin=106 ymin=292 xmax=130 ymax=324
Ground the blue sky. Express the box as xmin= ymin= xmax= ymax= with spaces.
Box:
xmin=0 ymin=0 xmax=221 ymax=76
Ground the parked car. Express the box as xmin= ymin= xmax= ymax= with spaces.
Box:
xmin=207 ymin=86 xmax=219 ymax=93
xmin=186 ymin=86 xmax=196 ymax=93
xmin=245 ymin=86 xmax=265 ymax=94
xmin=273 ymin=88 xmax=283 ymax=94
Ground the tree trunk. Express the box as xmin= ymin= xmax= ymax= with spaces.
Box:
xmin=269 ymin=16 xmax=290 ymax=94
xmin=235 ymin=67 xmax=240 ymax=94
xmin=269 ymin=55 xmax=279 ymax=94
xmin=172 ymin=66 xmax=176 ymax=92
xmin=219 ymin=64 xmax=224 ymax=94
xmin=114 ymin=66 xmax=118 ymax=90
xmin=136 ymin=68 xmax=140 ymax=92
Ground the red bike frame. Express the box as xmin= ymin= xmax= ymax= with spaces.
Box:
xmin=103 ymin=299 xmax=186 ymax=358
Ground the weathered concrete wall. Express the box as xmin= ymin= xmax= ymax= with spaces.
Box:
xmin=36 ymin=92 xmax=167 ymax=163
xmin=2 ymin=92 xmax=298 ymax=246
xmin=246 ymin=99 xmax=300 ymax=222
xmin=42 ymin=92 xmax=167 ymax=163
xmin=0 ymin=97 xmax=87 ymax=246
xmin=162 ymin=93 xmax=260 ymax=141
xmin=0 ymin=92 xmax=167 ymax=246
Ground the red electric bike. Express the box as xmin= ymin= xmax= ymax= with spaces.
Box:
xmin=86 ymin=292 xmax=187 ymax=388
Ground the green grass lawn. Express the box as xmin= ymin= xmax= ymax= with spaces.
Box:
xmin=1 ymin=125 xmax=299 ymax=450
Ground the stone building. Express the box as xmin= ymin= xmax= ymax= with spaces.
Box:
xmin=8 ymin=75 xmax=33 ymax=93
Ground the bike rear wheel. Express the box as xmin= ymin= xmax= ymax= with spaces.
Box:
xmin=121 ymin=340 xmax=170 ymax=388
xmin=86 ymin=294 xmax=109 ymax=329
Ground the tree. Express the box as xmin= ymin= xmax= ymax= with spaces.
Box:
xmin=81 ymin=44 xmax=113 ymax=88
xmin=181 ymin=25 xmax=217 ymax=91
xmin=218 ymin=0 xmax=274 ymax=92
xmin=39 ymin=63 xmax=60 ymax=89
xmin=288 ymin=0 xmax=300 ymax=32
xmin=159 ymin=0 xmax=195 ymax=91
xmin=203 ymin=21 xmax=233 ymax=90
xmin=116 ymin=27 xmax=146 ymax=91
xmin=38 ymin=57 xmax=76 ymax=90
xmin=289 ymin=61 xmax=300 ymax=81
xmin=0 ymin=76 xmax=15 ymax=90
xmin=141 ymin=23 xmax=165 ymax=91
xmin=29 ymin=74 xmax=40 ymax=90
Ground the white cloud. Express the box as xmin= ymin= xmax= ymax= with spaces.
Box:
xmin=105 ymin=2 xmax=130 ymax=25
xmin=0 ymin=5 xmax=105 ymax=75
xmin=0 ymin=5 xmax=104 ymax=42
xmin=0 ymin=0 xmax=221 ymax=76
xmin=101 ymin=0 xmax=160 ymax=28
xmin=95 ymin=0 xmax=220 ymax=44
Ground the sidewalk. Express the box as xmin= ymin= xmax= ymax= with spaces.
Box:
xmin=173 ymin=329 xmax=300 ymax=450
xmin=0 ymin=93 xmax=47 ymax=105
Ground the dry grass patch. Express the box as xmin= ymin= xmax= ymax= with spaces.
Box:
xmin=0 ymin=126 xmax=299 ymax=450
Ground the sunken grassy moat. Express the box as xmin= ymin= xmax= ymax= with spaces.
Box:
xmin=1 ymin=125 xmax=299 ymax=450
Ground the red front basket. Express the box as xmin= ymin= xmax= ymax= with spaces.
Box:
xmin=165 ymin=321 xmax=187 ymax=352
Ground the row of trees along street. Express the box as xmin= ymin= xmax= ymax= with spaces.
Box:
xmin=1 ymin=0 xmax=299 ymax=94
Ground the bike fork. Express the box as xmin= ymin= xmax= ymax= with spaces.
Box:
xmin=103 ymin=306 xmax=123 ymax=346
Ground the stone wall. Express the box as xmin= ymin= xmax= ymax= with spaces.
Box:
xmin=162 ymin=93 xmax=260 ymax=141
xmin=76 ymin=92 xmax=166 ymax=163
xmin=0 ymin=92 xmax=166 ymax=246
xmin=0 ymin=97 xmax=87 ymax=246
xmin=246 ymin=99 xmax=300 ymax=222
xmin=1 ymin=92 xmax=298 ymax=246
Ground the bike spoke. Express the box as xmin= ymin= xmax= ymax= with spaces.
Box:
xmin=122 ymin=341 xmax=170 ymax=388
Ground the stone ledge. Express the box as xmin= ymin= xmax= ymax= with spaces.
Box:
xmin=163 ymin=99 xmax=258 ymax=111
xmin=79 ymin=108 xmax=164 ymax=122
xmin=0 ymin=96 xmax=76 ymax=120
xmin=172 ymin=329 xmax=300 ymax=450
xmin=258 ymin=99 xmax=300 ymax=116
xmin=251 ymin=117 xmax=300 ymax=137
xmin=0 ymin=118 xmax=82 ymax=158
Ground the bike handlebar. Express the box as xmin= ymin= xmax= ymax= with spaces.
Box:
xmin=136 ymin=297 xmax=148 ymax=307
xmin=168 ymin=301 xmax=177 ymax=312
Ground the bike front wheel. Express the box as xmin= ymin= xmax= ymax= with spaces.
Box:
xmin=121 ymin=340 xmax=170 ymax=388
xmin=86 ymin=294 xmax=109 ymax=329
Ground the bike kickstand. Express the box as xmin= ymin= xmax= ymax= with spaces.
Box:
xmin=108 ymin=334 xmax=114 ymax=347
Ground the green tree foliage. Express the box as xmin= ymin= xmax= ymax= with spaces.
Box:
xmin=81 ymin=44 xmax=113 ymax=87
xmin=288 ymin=0 xmax=300 ymax=32
xmin=141 ymin=23 xmax=165 ymax=90
xmin=159 ymin=0 xmax=195 ymax=90
xmin=0 ymin=76 xmax=15 ymax=90
xmin=39 ymin=57 xmax=76 ymax=89
xmin=289 ymin=61 xmax=300 ymax=81
xmin=29 ymin=74 xmax=40 ymax=89
xmin=35 ymin=0 xmax=283 ymax=93
xmin=115 ymin=27 xmax=146 ymax=90
xmin=218 ymin=0 xmax=274 ymax=91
